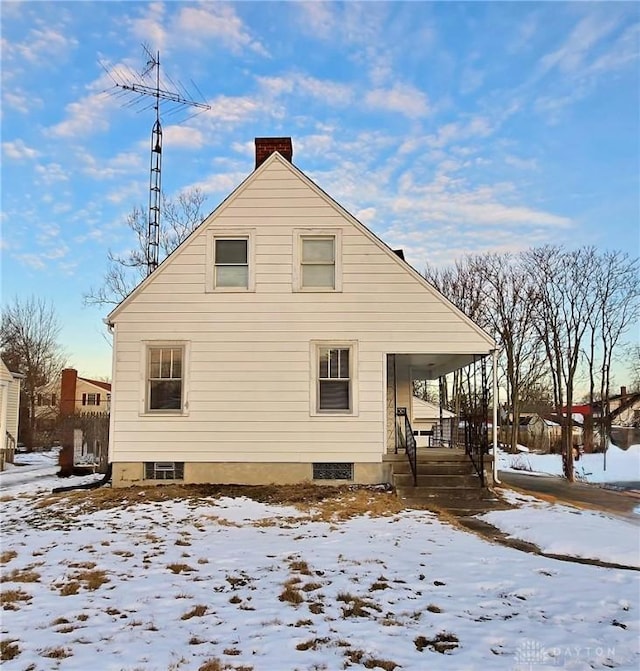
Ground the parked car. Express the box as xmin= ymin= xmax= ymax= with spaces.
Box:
xmin=16 ymin=442 xmax=26 ymax=453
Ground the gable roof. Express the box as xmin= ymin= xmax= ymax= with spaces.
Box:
xmin=107 ymin=151 xmax=494 ymax=347
xmin=78 ymin=377 xmax=111 ymax=392
xmin=412 ymin=396 xmax=455 ymax=419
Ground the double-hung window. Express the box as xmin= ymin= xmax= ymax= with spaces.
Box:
xmin=294 ymin=230 xmax=342 ymax=292
xmin=206 ymin=230 xmax=255 ymax=292
xmin=215 ymin=238 xmax=248 ymax=288
xmin=147 ymin=346 xmax=184 ymax=412
xmin=311 ymin=342 xmax=357 ymax=415
xmin=302 ymin=237 xmax=335 ymax=289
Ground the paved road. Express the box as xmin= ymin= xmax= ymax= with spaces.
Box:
xmin=498 ymin=471 xmax=640 ymax=519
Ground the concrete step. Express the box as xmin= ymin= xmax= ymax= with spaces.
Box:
xmin=396 ymin=485 xmax=490 ymax=500
xmin=393 ymin=473 xmax=481 ymax=488
xmin=392 ymin=462 xmax=476 ymax=476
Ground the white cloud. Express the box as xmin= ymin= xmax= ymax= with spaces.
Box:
xmin=48 ymin=91 xmax=116 ymax=138
xmin=426 ymin=116 xmax=494 ymax=148
xmin=537 ymin=14 xmax=622 ymax=78
xmin=35 ymin=163 xmax=69 ymax=184
xmin=256 ymin=73 xmax=353 ymax=107
xmin=162 ymin=125 xmax=205 ymax=150
xmin=2 ymin=26 xmax=77 ymax=64
xmin=2 ymin=139 xmax=39 ymax=160
xmin=295 ymin=1 xmax=335 ymax=40
xmin=177 ymin=4 xmax=267 ymax=55
xmin=3 ymin=89 xmax=41 ymax=114
xmin=366 ymin=83 xmax=429 ymax=119
xmin=78 ymin=150 xmax=145 ymax=180
xmin=128 ymin=2 xmax=167 ymax=52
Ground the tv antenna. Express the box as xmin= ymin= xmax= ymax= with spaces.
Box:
xmin=102 ymin=45 xmax=211 ymax=275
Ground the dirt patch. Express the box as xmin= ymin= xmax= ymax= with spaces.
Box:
xmin=37 ymin=483 xmax=404 ymax=520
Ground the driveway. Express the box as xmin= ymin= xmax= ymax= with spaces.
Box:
xmin=498 ymin=470 xmax=640 ymax=520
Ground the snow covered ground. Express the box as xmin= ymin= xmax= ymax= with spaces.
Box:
xmin=1 ymin=456 xmax=639 ymax=670
xmin=497 ymin=442 xmax=640 ymax=484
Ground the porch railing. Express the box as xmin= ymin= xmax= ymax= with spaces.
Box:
xmin=396 ymin=407 xmax=417 ymax=485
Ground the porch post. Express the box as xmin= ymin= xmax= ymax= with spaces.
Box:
xmin=492 ymin=348 xmax=500 ymax=484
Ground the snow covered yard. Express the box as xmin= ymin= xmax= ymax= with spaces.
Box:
xmin=497 ymin=442 xmax=640 ymax=485
xmin=1 ymin=473 xmax=639 ymax=671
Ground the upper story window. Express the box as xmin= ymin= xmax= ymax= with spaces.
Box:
xmin=302 ymin=237 xmax=335 ymax=289
xmin=205 ymin=230 xmax=255 ymax=292
xmin=215 ymin=239 xmax=248 ymax=288
xmin=294 ymin=230 xmax=342 ymax=292
xmin=86 ymin=393 xmax=100 ymax=406
xmin=147 ymin=346 xmax=183 ymax=412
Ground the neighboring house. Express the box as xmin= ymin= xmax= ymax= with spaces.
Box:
xmin=1 ymin=359 xmax=23 ymax=469
xmin=59 ymin=368 xmax=111 ymax=415
xmin=410 ymin=396 xmax=455 ymax=447
xmin=106 ymin=137 xmax=495 ymax=488
xmin=35 ymin=368 xmax=111 ymax=426
xmin=607 ymin=388 xmax=640 ymax=428
xmin=510 ymin=413 xmax=561 ymax=453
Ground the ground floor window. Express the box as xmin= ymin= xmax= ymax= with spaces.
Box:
xmin=147 ymin=345 xmax=184 ymax=412
xmin=144 ymin=462 xmax=184 ymax=480
xmin=313 ymin=463 xmax=353 ymax=480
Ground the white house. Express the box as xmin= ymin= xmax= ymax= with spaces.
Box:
xmin=411 ymin=396 xmax=456 ymax=447
xmin=106 ymin=138 xmax=495 ymax=488
xmin=1 ymin=358 xmax=22 ymax=469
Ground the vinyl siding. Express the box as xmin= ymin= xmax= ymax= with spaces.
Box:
xmin=109 ymin=156 xmax=492 ymax=464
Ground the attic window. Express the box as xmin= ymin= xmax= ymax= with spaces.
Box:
xmin=215 ymin=239 xmax=248 ymax=288
xmin=293 ymin=229 xmax=342 ymax=292
xmin=206 ymin=230 xmax=255 ymax=292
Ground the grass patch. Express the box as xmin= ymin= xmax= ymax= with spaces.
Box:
xmin=414 ymin=632 xmax=459 ymax=653
xmin=427 ymin=603 xmax=443 ymax=613
xmin=289 ymin=560 xmax=311 ymax=575
xmin=59 ymin=581 xmax=81 ymax=596
xmin=337 ymin=592 xmax=381 ymax=618
xmin=181 ymin=605 xmax=207 ymax=620
xmin=0 ymin=639 xmax=20 ymax=661
xmin=308 ymin=602 xmax=324 ymax=615
xmin=41 ymin=646 xmax=73 ymax=659
xmin=36 ymin=483 xmax=402 ymax=521
xmin=1 ymin=588 xmax=31 ymax=610
xmin=296 ymin=637 xmax=330 ymax=651
xmin=167 ymin=563 xmax=195 ymax=574
xmin=0 ymin=568 xmax=40 ymax=583
xmin=279 ymin=581 xmax=304 ymax=605
xmin=0 ymin=551 xmax=17 ymax=565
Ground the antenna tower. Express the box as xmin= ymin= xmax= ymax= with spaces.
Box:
xmin=102 ymin=46 xmax=210 ymax=275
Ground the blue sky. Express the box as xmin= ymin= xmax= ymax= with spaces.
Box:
xmin=1 ymin=1 xmax=639 ymax=381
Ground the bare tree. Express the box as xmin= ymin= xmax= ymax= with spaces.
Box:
xmin=627 ymin=344 xmax=640 ymax=393
xmin=526 ymin=246 xmax=600 ymax=480
xmin=472 ymin=253 xmax=547 ymax=453
xmin=84 ymin=187 xmax=207 ymax=307
xmin=595 ymin=251 xmax=640 ymax=447
xmin=1 ymin=297 xmax=66 ymax=451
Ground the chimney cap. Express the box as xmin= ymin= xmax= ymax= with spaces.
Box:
xmin=255 ymin=137 xmax=293 ymax=169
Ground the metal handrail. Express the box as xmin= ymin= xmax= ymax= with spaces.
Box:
xmin=396 ymin=407 xmax=417 ymax=485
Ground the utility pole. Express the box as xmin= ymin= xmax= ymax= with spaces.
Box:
xmin=103 ymin=46 xmax=210 ymax=275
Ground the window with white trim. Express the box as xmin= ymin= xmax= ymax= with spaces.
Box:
xmin=294 ymin=230 xmax=342 ymax=292
xmin=318 ymin=346 xmax=351 ymax=412
xmin=206 ymin=230 xmax=255 ymax=292
xmin=215 ymin=238 xmax=248 ymax=288
xmin=302 ymin=236 xmax=335 ymax=289
xmin=147 ymin=346 xmax=183 ymax=412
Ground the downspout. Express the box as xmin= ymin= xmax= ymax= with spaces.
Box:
xmin=492 ymin=349 xmax=501 ymax=485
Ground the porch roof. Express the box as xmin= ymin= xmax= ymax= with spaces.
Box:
xmin=396 ymin=353 xmax=491 ymax=380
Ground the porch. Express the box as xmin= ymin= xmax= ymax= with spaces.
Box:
xmin=385 ymin=352 xmax=497 ymax=504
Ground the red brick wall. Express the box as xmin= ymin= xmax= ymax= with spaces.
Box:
xmin=255 ymin=137 xmax=293 ymax=168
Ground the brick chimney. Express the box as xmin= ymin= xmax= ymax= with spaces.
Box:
xmin=255 ymin=137 xmax=293 ymax=169
xmin=60 ymin=368 xmax=77 ymax=416
xmin=621 ymin=386 xmax=627 ymax=398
